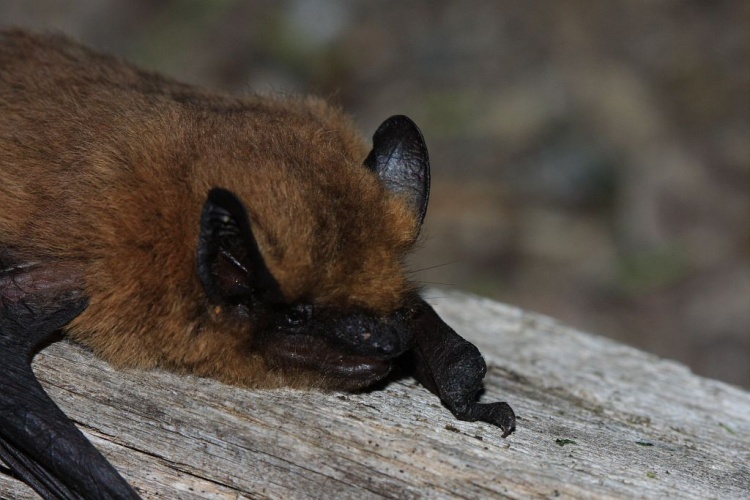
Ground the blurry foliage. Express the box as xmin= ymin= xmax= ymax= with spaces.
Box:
xmin=615 ymin=246 xmax=691 ymax=296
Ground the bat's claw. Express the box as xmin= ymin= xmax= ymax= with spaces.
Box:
xmin=451 ymin=401 xmax=516 ymax=438
xmin=491 ymin=402 xmax=516 ymax=438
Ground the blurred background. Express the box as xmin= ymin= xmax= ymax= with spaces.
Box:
xmin=2 ymin=1 xmax=747 ymax=388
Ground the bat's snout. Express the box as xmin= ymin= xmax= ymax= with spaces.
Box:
xmin=258 ymin=306 xmax=415 ymax=389
xmin=320 ymin=308 xmax=414 ymax=361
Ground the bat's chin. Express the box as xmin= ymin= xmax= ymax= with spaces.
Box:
xmin=307 ymin=353 xmax=394 ymax=391
xmin=262 ymin=336 xmax=398 ymax=390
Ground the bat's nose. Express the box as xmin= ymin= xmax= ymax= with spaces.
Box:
xmin=368 ymin=324 xmax=411 ymax=358
xmin=372 ymin=335 xmax=400 ymax=356
xmin=323 ymin=309 xmax=414 ymax=360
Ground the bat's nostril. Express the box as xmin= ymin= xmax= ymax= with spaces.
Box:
xmin=377 ymin=340 xmax=397 ymax=356
xmin=374 ymin=331 xmax=409 ymax=358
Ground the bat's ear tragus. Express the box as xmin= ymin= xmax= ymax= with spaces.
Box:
xmin=364 ymin=115 xmax=431 ymax=236
xmin=197 ymin=188 xmax=283 ymax=308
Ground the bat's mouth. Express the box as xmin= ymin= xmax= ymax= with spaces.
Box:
xmin=262 ymin=335 xmax=401 ymax=390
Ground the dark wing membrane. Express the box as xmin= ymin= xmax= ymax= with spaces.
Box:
xmin=406 ymin=296 xmax=516 ymax=438
xmin=0 ymin=262 xmax=140 ymax=499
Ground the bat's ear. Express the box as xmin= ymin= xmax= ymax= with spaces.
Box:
xmin=365 ymin=115 xmax=431 ymax=234
xmin=197 ymin=188 xmax=283 ymax=307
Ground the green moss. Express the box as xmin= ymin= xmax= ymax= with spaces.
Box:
xmin=555 ymin=438 xmax=577 ymax=446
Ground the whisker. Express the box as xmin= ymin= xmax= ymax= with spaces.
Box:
xmin=420 ymin=295 xmax=452 ymax=304
xmin=408 ymin=260 xmax=459 ymax=274
xmin=414 ymin=281 xmax=456 ymax=287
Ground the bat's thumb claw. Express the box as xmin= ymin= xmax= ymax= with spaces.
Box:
xmin=490 ymin=401 xmax=516 ymax=438
xmin=478 ymin=401 xmax=516 ymax=438
xmin=498 ymin=403 xmax=516 ymax=438
xmin=450 ymin=400 xmax=516 ymax=437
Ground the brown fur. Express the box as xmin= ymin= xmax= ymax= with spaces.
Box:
xmin=0 ymin=30 xmax=419 ymax=388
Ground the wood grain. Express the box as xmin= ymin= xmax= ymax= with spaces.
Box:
xmin=2 ymin=291 xmax=748 ymax=498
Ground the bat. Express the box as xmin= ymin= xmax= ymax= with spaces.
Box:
xmin=0 ymin=30 xmax=515 ymax=498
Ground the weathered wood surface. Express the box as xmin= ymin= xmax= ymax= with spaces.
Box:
xmin=2 ymin=291 xmax=748 ymax=498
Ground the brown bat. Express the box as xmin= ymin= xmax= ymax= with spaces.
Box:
xmin=0 ymin=30 xmax=515 ymax=499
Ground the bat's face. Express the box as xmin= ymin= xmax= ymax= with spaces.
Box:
xmin=196 ymin=116 xmax=430 ymax=390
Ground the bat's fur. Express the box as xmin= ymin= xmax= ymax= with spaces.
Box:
xmin=0 ymin=30 xmax=420 ymax=389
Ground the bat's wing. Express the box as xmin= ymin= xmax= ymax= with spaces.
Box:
xmin=408 ymin=297 xmax=516 ymax=437
xmin=0 ymin=263 xmax=140 ymax=499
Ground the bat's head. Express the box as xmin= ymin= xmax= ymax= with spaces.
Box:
xmin=196 ymin=115 xmax=430 ymax=390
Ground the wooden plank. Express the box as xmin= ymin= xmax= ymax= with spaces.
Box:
xmin=2 ymin=291 xmax=748 ymax=498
